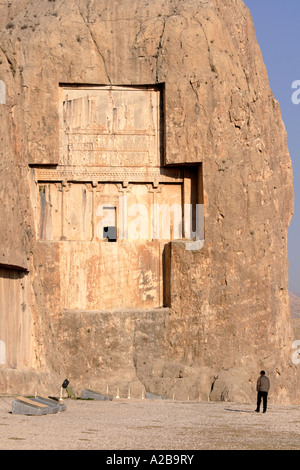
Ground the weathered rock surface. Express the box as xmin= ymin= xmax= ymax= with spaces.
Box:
xmin=0 ymin=0 xmax=298 ymax=403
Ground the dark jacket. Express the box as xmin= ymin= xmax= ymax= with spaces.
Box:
xmin=257 ymin=375 xmax=270 ymax=392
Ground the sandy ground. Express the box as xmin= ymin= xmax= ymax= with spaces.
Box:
xmin=0 ymin=396 xmax=299 ymax=451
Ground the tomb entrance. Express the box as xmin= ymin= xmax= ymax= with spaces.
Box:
xmin=32 ymin=85 xmax=202 ymax=310
xmin=0 ymin=267 xmax=31 ymax=368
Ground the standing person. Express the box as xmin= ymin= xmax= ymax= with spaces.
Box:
xmin=255 ymin=370 xmax=270 ymax=413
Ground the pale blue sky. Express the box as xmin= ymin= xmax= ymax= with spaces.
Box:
xmin=243 ymin=0 xmax=300 ymax=295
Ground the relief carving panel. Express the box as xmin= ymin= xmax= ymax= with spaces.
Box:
xmin=60 ymin=86 xmax=161 ymax=167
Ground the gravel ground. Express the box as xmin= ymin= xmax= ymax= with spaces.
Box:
xmin=0 ymin=396 xmax=299 ymax=451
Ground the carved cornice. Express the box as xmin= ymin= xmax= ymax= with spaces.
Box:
xmin=35 ymin=166 xmax=184 ymax=184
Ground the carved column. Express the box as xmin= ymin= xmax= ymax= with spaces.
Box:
xmin=117 ymin=182 xmax=132 ymax=240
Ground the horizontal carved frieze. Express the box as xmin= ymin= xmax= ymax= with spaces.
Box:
xmin=34 ymin=166 xmax=184 ymax=184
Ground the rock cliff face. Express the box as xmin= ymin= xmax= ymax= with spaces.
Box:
xmin=0 ymin=0 xmax=297 ymax=403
